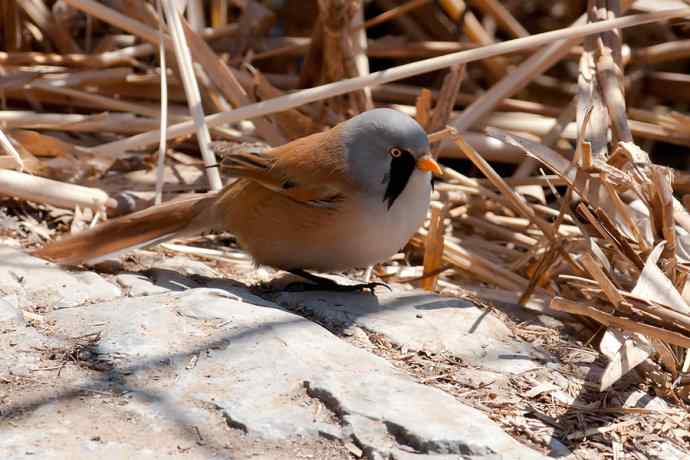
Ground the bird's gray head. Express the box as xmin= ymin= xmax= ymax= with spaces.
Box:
xmin=341 ymin=108 xmax=436 ymax=209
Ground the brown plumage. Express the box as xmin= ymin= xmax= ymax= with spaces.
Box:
xmin=32 ymin=108 xmax=439 ymax=273
xmin=32 ymin=126 xmax=347 ymax=267
xmin=31 ymin=193 xmax=217 ymax=265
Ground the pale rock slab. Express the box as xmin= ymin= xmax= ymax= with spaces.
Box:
xmin=0 ymin=247 xmax=120 ymax=310
xmin=275 ymin=290 xmax=552 ymax=374
xmin=1 ymin=285 xmax=548 ymax=459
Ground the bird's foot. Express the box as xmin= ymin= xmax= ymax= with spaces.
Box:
xmin=285 ymin=270 xmax=391 ymax=293
xmin=284 ymin=281 xmax=390 ymax=293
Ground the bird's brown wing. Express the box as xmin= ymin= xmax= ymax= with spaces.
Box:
xmin=212 ymin=126 xmax=350 ymax=205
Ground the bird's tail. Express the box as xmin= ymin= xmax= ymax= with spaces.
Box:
xmin=31 ymin=194 xmax=217 ymax=265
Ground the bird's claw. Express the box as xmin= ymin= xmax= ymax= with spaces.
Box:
xmin=284 ymin=280 xmax=390 ymax=293
xmin=347 ymin=281 xmax=392 ymax=293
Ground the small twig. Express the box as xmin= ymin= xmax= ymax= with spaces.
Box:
xmin=0 ymin=128 xmax=24 ymax=171
xmin=161 ymin=0 xmax=221 ymax=191
xmin=0 ymin=169 xmax=115 ymax=211
xmin=427 ymin=126 xmax=457 ymax=144
xmin=421 ymin=201 xmax=450 ymax=291
xmin=154 ymin=0 xmax=168 ymax=205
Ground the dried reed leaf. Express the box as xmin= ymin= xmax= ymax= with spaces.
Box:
xmin=599 ymin=329 xmax=654 ymax=391
xmin=632 ymin=242 xmax=690 ymax=315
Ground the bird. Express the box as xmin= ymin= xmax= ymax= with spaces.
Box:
xmin=32 ymin=108 xmax=442 ymax=291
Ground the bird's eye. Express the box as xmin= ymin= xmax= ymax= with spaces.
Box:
xmin=390 ymin=147 xmax=402 ymax=158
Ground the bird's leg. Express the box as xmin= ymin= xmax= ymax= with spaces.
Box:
xmin=285 ymin=269 xmax=390 ymax=293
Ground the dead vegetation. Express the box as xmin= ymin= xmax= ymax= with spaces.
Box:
xmin=3 ymin=0 xmax=690 ymax=457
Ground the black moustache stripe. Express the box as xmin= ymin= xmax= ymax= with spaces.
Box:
xmin=383 ymin=151 xmax=416 ymax=210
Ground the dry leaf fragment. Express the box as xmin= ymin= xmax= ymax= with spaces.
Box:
xmin=600 ymin=328 xmax=654 ymax=391
xmin=632 ymin=242 xmax=690 ymax=315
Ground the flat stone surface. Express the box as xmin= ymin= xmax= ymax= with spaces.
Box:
xmin=5 ymin=247 xmax=685 ymax=459
xmin=275 ymin=290 xmax=552 ymax=374
xmin=0 ymin=249 xmax=551 ymax=459
xmin=1 ymin=247 xmax=121 ymax=310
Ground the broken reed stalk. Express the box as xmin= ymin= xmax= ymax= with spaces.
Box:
xmin=550 ymin=297 xmax=690 ymax=349
xmin=81 ymin=8 xmax=690 ymax=156
xmin=0 ymin=169 xmax=116 ymax=211
xmin=359 ymin=0 xmax=431 ymax=30
xmin=449 ymin=14 xmax=585 ymax=134
xmin=154 ymin=0 xmax=168 ymax=206
xmin=421 ymin=201 xmax=448 ymax=291
xmin=161 ymin=0 xmax=221 ymax=191
xmin=0 ymin=128 xmax=24 ymax=172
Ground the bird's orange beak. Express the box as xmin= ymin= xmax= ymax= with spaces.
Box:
xmin=416 ymin=154 xmax=443 ymax=176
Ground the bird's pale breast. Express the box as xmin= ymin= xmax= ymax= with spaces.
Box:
xmin=222 ymin=172 xmax=432 ymax=271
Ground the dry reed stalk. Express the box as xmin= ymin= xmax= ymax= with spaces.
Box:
xmin=248 ymin=69 xmax=322 ymax=140
xmin=441 ymin=165 xmax=534 ymax=218
xmin=0 ymin=111 xmax=161 ymax=133
xmin=581 ymin=203 xmax=644 ymax=271
xmin=373 ymin=83 xmax=562 ymax=117
xmin=154 ymin=0 xmax=168 ymax=206
xmin=249 ymin=2 xmax=438 ymax=63
xmin=254 ymin=37 xmax=556 ymax=61
xmin=361 ymin=0 xmax=431 ymax=30
xmin=437 ymin=0 xmax=507 ymax=81
xmin=621 ymin=293 xmax=690 ymax=333
xmin=518 ymin=241 xmax=561 ymax=305
xmin=180 ymin=18 xmax=285 ymax=145
xmin=479 ymin=174 xmax=566 ymax=188
xmin=350 ymin=3 xmax=373 ymax=112
xmin=427 ymin=127 xmax=457 ymax=145
xmin=210 ymin=0 xmax=228 ymax=27
xmin=31 ymin=67 xmax=132 ymax=87
xmin=600 ymin=177 xmax=650 ymax=252
xmin=632 ymin=39 xmax=690 ymax=64
xmin=372 ymin=0 xmax=427 ymax=41
xmin=436 ymin=134 xmax=530 ymax=163
xmin=415 ymin=229 xmax=529 ymax=291
xmin=579 ymin=252 xmax=624 ymax=308
xmin=651 ymin=166 xmax=678 ymax=281
xmin=449 ymin=14 xmax=586 ymax=135
xmin=577 ymin=5 xmax=610 ymax=161
xmin=0 ymin=22 xmax=241 ymax=68
xmin=477 ymin=111 xmax=690 ymax=148
xmin=429 ymin=65 xmax=465 ymax=137
xmin=469 ymin=0 xmax=529 ymax=38
xmin=453 ymin=136 xmax=556 ymax=239
xmin=162 ymin=0 xmax=221 ymax=190
xmin=17 ymin=0 xmax=81 ymax=53
xmin=0 ymin=129 xmax=24 ymax=172
xmin=34 ymin=85 xmax=183 ymax=121
xmin=421 ymin=201 xmax=448 ymax=291
xmin=84 ymin=9 xmax=690 ymax=156
xmin=551 ymin=297 xmax=690 ymax=349
xmin=64 ymin=0 xmax=163 ymax=45
xmin=0 ymin=169 xmax=116 ymax=210
xmin=325 ymin=0 xmax=371 ymax=113
xmin=186 ymin=0 xmax=205 ymax=31
xmin=511 ymin=98 xmax=577 ymax=179
xmin=459 ymin=215 xmax=538 ymax=247
xmin=415 ymin=89 xmax=432 ymax=129
xmin=596 ymin=44 xmax=632 ymax=144
xmin=7 ymin=130 xmax=78 ymax=158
